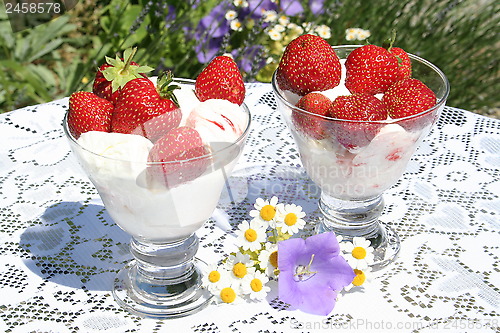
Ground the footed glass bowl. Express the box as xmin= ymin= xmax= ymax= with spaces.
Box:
xmin=272 ymin=45 xmax=449 ymax=270
xmin=64 ymin=79 xmax=251 ymax=318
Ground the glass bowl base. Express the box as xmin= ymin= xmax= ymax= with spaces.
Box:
xmin=317 ymin=220 xmax=401 ymax=271
xmin=112 ymin=258 xmax=212 ymax=319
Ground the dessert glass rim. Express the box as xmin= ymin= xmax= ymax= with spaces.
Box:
xmin=63 ymin=78 xmax=252 ymax=165
xmin=271 ymin=44 xmax=450 ymax=124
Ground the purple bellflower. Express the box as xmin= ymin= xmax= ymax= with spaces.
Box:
xmin=278 ymin=232 xmax=355 ymax=316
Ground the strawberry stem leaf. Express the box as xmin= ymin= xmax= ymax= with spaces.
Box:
xmin=157 ymin=71 xmax=180 ymax=107
xmin=101 ymin=47 xmax=153 ymax=92
xmin=382 ymin=29 xmax=397 ymax=51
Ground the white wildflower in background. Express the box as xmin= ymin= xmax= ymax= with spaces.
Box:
xmin=278 ymin=15 xmax=290 ymax=26
xmin=287 ymin=23 xmax=304 ymax=34
xmin=273 ymin=24 xmax=286 ymax=33
xmin=236 ymin=220 xmax=267 ymax=251
xmin=302 ymin=22 xmax=314 ymax=33
xmin=225 ymin=10 xmax=238 ymax=21
xmin=233 ymin=0 xmax=248 ymax=7
xmin=345 ymin=28 xmax=371 ymax=41
xmin=340 ymin=237 xmax=375 ymax=270
xmin=267 ymin=27 xmax=283 ymax=41
xmin=315 ymin=24 xmax=332 ymax=39
xmin=230 ymin=19 xmax=243 ymax=31
xmin=276 ymin=203 xmax=306 ymax=235
xmin=262 ymin=10 xmax=278 ymax=22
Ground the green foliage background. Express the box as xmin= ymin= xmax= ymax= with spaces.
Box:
xmin=0 ymin=0 xmax=498 ymax=117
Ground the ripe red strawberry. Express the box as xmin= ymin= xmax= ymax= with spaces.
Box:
xmin=328 ymin=94 xmax=388 ymax=149
xmin=147 ymin=127 xmax=209 ymax=187
xmin=195 ymin=55 xmax=245 ymax=105
xmin=112 ymin=71 xmax=181 ymax=139
xmin=345 ymin=44 xmax=399 ymax=95
xmin=383 ymin=78 xmax=437 ymax=130
xmin=292 ymin=92 xmax=332 ymax=139
xmin=390 ymin=47 xmax=412 ymax=81
xmin=276 ymin=34 xmax=341 ymax=96
xmin=67 ymin=91 xmax=113 ymax=139
xmin=92 ymin=48 xmax=153 ymax=105
xmin=383 ymin=78 xmax=436 ymax=118
xmin=381 ymin=31 xmax=412 ymax=81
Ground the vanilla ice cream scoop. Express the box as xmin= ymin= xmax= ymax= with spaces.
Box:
xmin=185 ymin=99 xmax=248 ymax=146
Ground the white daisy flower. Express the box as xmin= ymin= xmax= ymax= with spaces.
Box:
xmin=214 ymin=284 xmax=244 ymax=304
xmin=258 ymin=242 xmax=279 ymax=277
xmin=225 ymin=10 xmax=238 ymax=21
xmin=249 ymin=196 xmax=280 ymax=227
xmin=345 ymin=28 xmax=358 ymax=41
xmin=340 ymin=237 xmax=375 ymax=270
xmin=236 ymin=220 xmax=267 ymax=252
xmin=288 ymin=23 xmax=303 ymax=34
xmin=233 ymin=0 xmax=248 ymax=7
xmin=273 ymin=24 xmax=286 ymax=33
xmin=267 ymin=28 xmax=283 ymax=41
xmin=225 ymin=252 xmax=256 ymax=287
xmin=276 ymin=203 xmax=306 ymax=235
xmin=230 ymin=19 xmax=243 ymax=32
xmin=302 ymin=22 xmax=313 ymax=33
xmin=202 ymin=263 xmax=231 ymax=293
xmin=262 ymin=10 xmax=278 ymax=22
xmin=241 ymin=270 xmax=271 ymax=301
xmin=357 ymin=29 xmax=371 ymax=41
xmin=278 ymin=15 xmax=290 ymax=26
xmin=315 ymin=24 xmax=331 ymax=39
xmin=343 ymin=266 xmax=373 ymax=292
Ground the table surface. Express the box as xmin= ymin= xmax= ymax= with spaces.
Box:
xmin=0 ymin=83 xmax=499 ymax=332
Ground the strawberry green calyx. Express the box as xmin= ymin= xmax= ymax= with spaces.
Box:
xmin=157 ymin=71 xmax=180 ymax=107
xmin=381 ymin=29 xmax=397 ymax=51
xmin=102 ymin=47 xmax=154 ymax=93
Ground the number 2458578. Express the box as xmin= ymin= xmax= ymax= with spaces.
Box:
xmin=5 ymin=2 xmax=62 ymax=14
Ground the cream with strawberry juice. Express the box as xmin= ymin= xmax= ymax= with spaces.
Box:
xmin=67 ymin=55 xmax=249 ymax=243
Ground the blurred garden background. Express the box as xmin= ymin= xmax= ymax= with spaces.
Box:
xmin=0 ymin=0 xmax=498 ymax=117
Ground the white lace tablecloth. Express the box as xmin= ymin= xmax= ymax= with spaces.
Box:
xmin=0 ymin=83 xmax=499 ymax=332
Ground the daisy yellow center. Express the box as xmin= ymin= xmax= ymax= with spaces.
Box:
xmin=220 ymin=287 xmax=237 ymax=303
xmin=269 ymin=251 xmax=278 ymax=268
xmin=244 ymin=228 xmax=258 ymax=242
xmin=352 ymin=246 xmax=367 ymax=259
xmin=208 ymin=270 xmax=220 ymax=283
xmin=232 ymin=262 xmax=247 ymax=278
xmin=284 ymin=213 xmax=298 ymax=226
xmin=260 ymin=205 xmax=276 ymax=221
xmin=352 ymin=269 xmax=366 ymax=286
xmin=250 ymin=278 xmax=263 ymax=292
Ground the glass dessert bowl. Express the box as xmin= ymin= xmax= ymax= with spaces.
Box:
xmin=272 ymin=45 xmax=449 ymax=270
xmin=64 ymin=78 xmax=251 ymax=318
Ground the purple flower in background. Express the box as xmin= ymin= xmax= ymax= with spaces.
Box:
xmin=232 ymin=45 xmax=265 ymax=74
xmin=280 ymin=0 xmax=304 ymax=16
xmin=241 ymin=0 xmax=278 ymax=19
xmin=278 ymin=232 xmax=355 ymax=316
xmin=192 ymin=2 xmax=232 ymax=63
xmin=309 ymin=0 xmax=326 ymax=15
